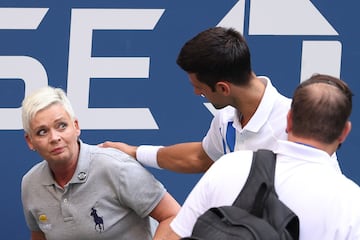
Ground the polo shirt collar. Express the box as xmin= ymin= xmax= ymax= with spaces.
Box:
xmin=71 ymin=140 xmax=90 ymax=184
xmin=276 ymin=140 xmax=341 ymax=172
xmin=235 ymin=76 xmax=276 ymax=133
xmin=42 ymin=164 xmax=56 ymax=186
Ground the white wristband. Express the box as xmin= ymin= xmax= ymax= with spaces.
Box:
xmin=136 ymin=145 xmax=163 ymax=169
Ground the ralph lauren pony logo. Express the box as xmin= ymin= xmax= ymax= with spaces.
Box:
xmin=90 ymin=207 xmax=104 ymax=232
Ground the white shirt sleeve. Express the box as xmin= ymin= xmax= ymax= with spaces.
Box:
xmin=202 ymin=107 xmax=235 ymax=161
xmin=170 ymin=150 xmax=254 ymax=237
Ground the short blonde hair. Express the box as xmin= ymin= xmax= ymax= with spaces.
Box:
xmin=21 ymin=86 xmax=76 ymax=133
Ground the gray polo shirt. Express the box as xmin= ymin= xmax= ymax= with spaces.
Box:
xmin=22 ymin=141 xmax=166 ymax=240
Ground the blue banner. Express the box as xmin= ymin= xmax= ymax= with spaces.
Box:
xmin=0 ymin=1 xmax=359 ymax=238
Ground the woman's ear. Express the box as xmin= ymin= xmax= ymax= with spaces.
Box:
xmin=74 ymin=119 xmax=81 ymax=137
xmin=25 ymin=133 xmax=35 ymax=151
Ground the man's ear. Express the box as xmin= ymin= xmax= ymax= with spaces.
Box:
xmin=338 ymin=121 xmax=351 ymax=144
xmin=286 ymin=110 xmax=293 ymax=134
xmin=215 ymin=81 xmax=231 ymax=95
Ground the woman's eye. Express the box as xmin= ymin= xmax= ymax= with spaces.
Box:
xmin=37 ymin=129 xmax=47 ymax=136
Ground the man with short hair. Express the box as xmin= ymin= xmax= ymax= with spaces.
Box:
xmin=101 ymin=26 xmax=296 ymax=173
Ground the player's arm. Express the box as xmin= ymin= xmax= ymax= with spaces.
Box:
xmin=100 ymin=141 xmax=213 ymax=173
xmin=157 ymin=142 xmax=213 ymax=173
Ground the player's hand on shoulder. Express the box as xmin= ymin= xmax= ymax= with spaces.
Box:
xmin=98 ymin=141 xmax=137 ymax=159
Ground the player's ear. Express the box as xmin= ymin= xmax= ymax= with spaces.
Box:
xmin=216 ymin=81 xmax=231 ymax=95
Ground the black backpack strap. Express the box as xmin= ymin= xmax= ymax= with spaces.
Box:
xmin=232 ymin=149 xmax=300 ymax=240
xmin=232 ymin=149 xmax=276 ymax=216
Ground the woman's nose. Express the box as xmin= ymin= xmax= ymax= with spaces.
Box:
xmin=49 ymin=129 xmax=61 ymax=142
